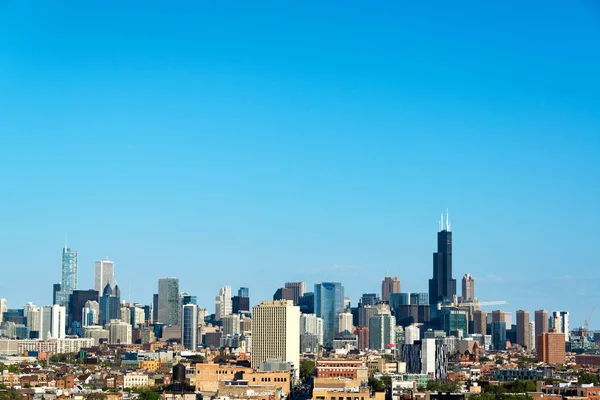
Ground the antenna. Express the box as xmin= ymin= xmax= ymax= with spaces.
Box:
xmin=64 ymin=232 xmax=68 ymax=249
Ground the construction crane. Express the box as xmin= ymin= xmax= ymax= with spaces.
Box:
xmin=584 ymin=306 xmax=595 ymax=337
xmin=478 ymin=301 xmax=508 ymax=306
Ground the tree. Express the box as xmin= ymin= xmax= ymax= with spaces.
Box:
xmin=426 ymin=379 xmax=460 ymax=393
xmin=138 ymin=390 xmax=161 ymax=400
xmin=299 ymin=360 xmax=315 ymax=382
xmin=368 ymin=377 xmax=386 ymax=393
xmin=86 ymin=393 xmax=107 ymax=400
xmin=578 ymin=373 xmax=600 ymax=386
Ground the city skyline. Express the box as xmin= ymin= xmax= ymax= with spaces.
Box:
xmin=1 ymin=3 xmax=598 ymax=331
xmin=0 ymin=217 xmax=593 ymax=331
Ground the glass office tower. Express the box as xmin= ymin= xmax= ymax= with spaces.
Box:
xmin=314 ymin=282 xmax=344 ymax=347
xmin=62 ymin=246 xmax=78 ymax=292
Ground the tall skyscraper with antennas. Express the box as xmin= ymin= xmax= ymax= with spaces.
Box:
xmin=429 ymin=210 xmax=456 ymax=305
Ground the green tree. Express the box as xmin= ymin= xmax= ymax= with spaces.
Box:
xmin=578 ymin=373 xmax=600 ymax=386
xmin=86 ymin=393 xmax=107 ymax=400
xmin=368 ymin=377 xmax=386 ymax=393
xmin=426 ymin=379 xmax=460 ymax=393
xmin=299 ymin=360 xmax=315 ymax=382
xmin=0 ymin=389 xmax=23 ymax=400
xmin=138 ymin=390 xmax=161 ymax=400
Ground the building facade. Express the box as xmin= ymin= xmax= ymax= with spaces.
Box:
xmin=251 ymin=300 xmax=300 ymax=370
xmin=461 ymin=273 xmax=475 ymax=302
xmin=158 ymin=278 xmax=180 ymax=325
xmin=381 ymin=276 xmax=401 ymax=303
xmin=94 ymin=259 xmax=115 ymax=293
xmin=181 ymin=303 xmax=198 ymax=350
xmin=314 ymin=282 xmax=344 ymax=346
xmin=284 ymin=282 xmax=306 ymax=306
xmin=516 ymin=310 xmax=531 ymax=349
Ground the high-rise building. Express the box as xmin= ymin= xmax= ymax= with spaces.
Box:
xmin=535 ymin=310 xmax=549 ymax=338
xmin=549 ymin=311 xmax=570 ymax=341
xmin=314 ymin=282 xmax=344 ymax=346
xmin=381 ymin=276 xmax=401 ymax=303
xmin=404 ymin=324 xmax=420 ymax=345
xmin=23 ymin=303 xmax=41 ymax=334
xmin=338 ymin=312 xmax=353 ymax=335
xmin=473 ymin=310 xmax=487 ymax=335
xmin=285 ymin=282 xmax=306 ymax=306
xmin=83 ymin=300 xmax=99 ymax=326
xmin=461 ymin=273 xmax=475 ymax=302
xmin=273 ymin=287 xmax=294 ymax=302
xmin=222 ymin=314 xmax=241 ymax=336
xmin=0 ymin=299 xmax=7 ymax=323
xmin=68 ymin=290 xmax=99 ymax=334
xmin=41 ymin=304 xmax=66 ymax=340
xmin=215 ymin=286 xmax=232 ymax=321
xmin=251 ymin=300 xmax=300 ymax=370
xmin=158 ymin=278 xmax=180 ymax=325
xmin=491 ymin=321 xmax=507 ymax=350
xmin=299 ymin=292 xmax=314 ymax=314
xmin=52 ymin=284 xmax=61 ymax=305
xmin=94 ymin=259 xmax=114 ymax=293
xmin=300 ymin=313 xmax=323 ymax=352
xmin=61 ymin=244 xmax=78 ymax=293
xmin=530 ymin=321 xmax=536 ymax=350
xmin=537 ymin=331 xmax=566 ymax=364
xmin=516 ymin=310 xmax=531 ymax=349
xmin=99 ymin=280 xmax=121 ymax=326
xmin=238 ymin=287 xmax=249 ymax=298
xmin=429 ymin=211 xmax=456 ymax=305
xmin=369 ymin=314 xmax=396 ymax=351
xmin=492 ymin=310 xmax=507 ymax=323
xmin=152 ymin=294 xmax=158 ymax=323
xmin=232 ymin=296 xmax=250 ymax=314
xmin=106 ymin=320 xmax=132 ymax=344
xmin=181 ymin=304 xmax=198 ymax=350
xmin=360 ymin=293 xmax=380 ymax=306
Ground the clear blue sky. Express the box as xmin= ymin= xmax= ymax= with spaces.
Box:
xmin=1 ymin=2 xmax=599 ymax=328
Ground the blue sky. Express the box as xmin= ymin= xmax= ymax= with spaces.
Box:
xmin=1 ymin=1 xmax=599 ymax=328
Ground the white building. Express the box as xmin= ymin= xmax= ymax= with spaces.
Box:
xmin=83 ymin=300 xmax=99 ymax=326
xmin=215 ymin=286 xmax=232 ymax=321
xmin=94 ymin=259 xmax=115 ymax=293
xmin=421 ymin=338 xmax=436 ymax=375
xmin=82 ymin=325 xmax=109 ymax=346
xmin=106 ymin=320 xmax=132 ymax=344
xmin=123 ymin=372 xmax=149 ymax=389
xmin=300 ymin=313 xmax=324 ymax=345
xmin=251 ymin=300 xmax=300 ymax=371
xmin=222 ymin=314 xmax=241 ymax=336
xmin=40 ymin=305 xmax=66 ymax=340
xmin=338 ymin=312 xmax=354 ymax=335
xmin=405 ymin=324 xmax=420 ymax=345
xmin=23 ymin=303 xmax=41 ymax=333
xmin=0 ymin=299 xmax=7 ymax=323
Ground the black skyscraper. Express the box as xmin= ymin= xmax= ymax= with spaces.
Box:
xmin=429 ymin=211 xmax=456 ymax=305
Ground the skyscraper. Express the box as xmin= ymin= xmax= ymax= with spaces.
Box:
xmin=284 ymin=282 xmax=306 ymax=306
xmin=381 ymin=276 xmax=401 ymax=303
xmin=61 ymin=244 xmax=78 ymax=292
xmin=215 ymin=286 xmax=232 ymax=321
xmin=94 ymin=259 xmax=115 ymax=293
xmin=68 ymin=289 xmax=99 ymax=334
xmin=99 ymin=280 xmax=121 ymax=326
xmin=251 ymin=300 xmax=300 ymax=370
xmin=473 ymin=310 xmax=487 ymax=335
xmin=314 ymin=282 xmax=344 ymax=346
xmin=0 ymin=299 xmax=7 ymax=323
xmin=369 ymin=314 xmax=396 ymax=351
xmin=338 ymin=312 xmax=353 ymax=335
xmin=516 ymin=310 xmax=531 ymax=349
xmin=535 ymin=310 xmax=549 ymax=338
xmin=491 ymin=321 xmax=507 ymax=350
xmin=181 ymin=304 xmax=198 ymax=350
xmin=158 ymin=278 xmax=180 ymax=326
xmin=461 ymin=273 xmax=475 ymax=302
xmin=429 ymin=211 xmax=456 ymax=305
xmin=41 ymin=304 xmax=66 ymax=340
xmin=238 ymin=287 xmax=249 ymax=298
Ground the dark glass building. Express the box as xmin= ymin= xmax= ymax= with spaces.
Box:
xmin=429 ymin=212 xmax=457 ymax=305
xmin=100 ymin=281 xmax=121 ymax=326
xmin=68 ymin=289 xmax=99 ymax=334
xmin=273 ymin=287 xmax=294 ymax=301
xmin=299 ymin=292 xmax=314 ymax=314
xmin=232 ymin=296 xmax=250 ymax=313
